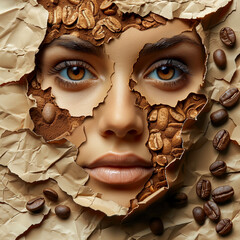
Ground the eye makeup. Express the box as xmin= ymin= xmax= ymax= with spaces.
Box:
xmin=144 ymin=59 xmax=190 ymax=91
xmin=46 ymin=60 xmax=99 ymax=91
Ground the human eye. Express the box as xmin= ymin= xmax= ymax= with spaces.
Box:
xmin=144 ymin=59 xmax=190 ymax=91
xmin=49 ymin=60 xmax=98 ymax=91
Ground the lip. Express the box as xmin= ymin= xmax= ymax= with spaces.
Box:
xmin=84 ymin=152 xmax=153 ymax=185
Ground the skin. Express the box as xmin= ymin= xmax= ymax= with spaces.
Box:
xmin=37 ymin=19 xmax=205 ymax=207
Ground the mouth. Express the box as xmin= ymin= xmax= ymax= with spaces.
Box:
xmin=84 ymin=152 xmax=153 ymax=185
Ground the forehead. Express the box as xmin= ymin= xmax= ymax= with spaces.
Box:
xmin=104 ymin=19 xmax=198 ymax=61
xmin=46 ymin=18 xmax=198 ymax=57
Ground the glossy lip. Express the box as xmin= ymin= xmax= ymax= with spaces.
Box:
xmin=84 ymin=152 xmax=153 ymax=185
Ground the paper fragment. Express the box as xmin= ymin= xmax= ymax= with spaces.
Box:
xmin=112 ymin=0 xmax=232 ymax=19
xmin=0 ymin=1 xmax=47 ymax=85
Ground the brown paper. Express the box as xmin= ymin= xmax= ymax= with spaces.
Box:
xmin=0 ymin=166 xmax=50 ymax=239
xmin=112 ymin=0 xmax=232 ymax=19
xmin=1 ymin=0 xmax=240 ymax=239
xmin=0 ymin=0 xmax=47 ymax=85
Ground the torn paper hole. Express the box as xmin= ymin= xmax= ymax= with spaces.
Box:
xmin=112 ymin=0 xmax=233 ymax=19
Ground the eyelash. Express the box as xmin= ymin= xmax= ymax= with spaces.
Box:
xmin=48 ymin=60 xmax=97 ymax=90
xmin=144 ymin=59 xmax=190 ymax=90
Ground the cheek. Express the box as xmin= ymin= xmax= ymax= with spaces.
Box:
xmin=41 ymin=76 xmax=112 ymax=117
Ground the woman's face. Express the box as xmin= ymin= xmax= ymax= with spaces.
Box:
xmin=37 ymin=19 xmax=205 ymax=207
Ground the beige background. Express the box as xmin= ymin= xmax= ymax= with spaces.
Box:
xmin=1 ymin=0 xmax=240 ymax=239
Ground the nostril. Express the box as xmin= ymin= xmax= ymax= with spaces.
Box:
xmin=102 ymin=129 xmax=140 ymax=138
xmin=104 ymin=130 xmax=114 ymax=137
xmin=128 ymin=129 xmax=138 ymax=136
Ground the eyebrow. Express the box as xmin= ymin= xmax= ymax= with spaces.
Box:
xmin=47 ymin=38 xmax=103 ymax=57
xmin=140 ymin=35 xmax=201 ymax=56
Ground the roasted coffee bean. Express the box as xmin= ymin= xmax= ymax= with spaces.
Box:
xmin=162 ymin=138 xmax=172 ymax=154
xmin=106 ymin=16 xmax=121 ymax=32
xmin=50 ymin=0 xmax=59 ymax=4
xmin=68 ymin=0 xmax=81 ymax=5
xmin=210 ymin=109 xmax=228 ymax=126
xmin=151 ymin=13 xmax=166 ymax=24
xmin=148 ymin=109 xmax=158 ymax=122
xmin=165 ymin=126 xmax=178 ymax=138
xmin=196 ymin=179 xmax=211 ymax=200
xmin=62 ymin=6 xmax=78 ymax=26
xmin=169 ymin=107 xmax=185 ymax=122
xmin=77 ymin=8 xmax=95 ymax=29
xmin=100 ymin=0 xmax=113 ymax=10
xmin=103 ymin=8 xmax=116 ymax=16
xmin=153 ymin=155 xmax=168 ymax=166
xmin=213 ymin=49 xmax=227 ymax=70
xmin=149 ymin=217 xmax=164 ymax=236
xmin=142 ymin=20 xmax=155 ymax=28
xmin=43 ymin=188 xmax=58 ymax=202
xmin=148 ymin=131 xmax=163 ymax=151
xmin=203 ymin=201 xmax=220 ymax=222
xmin=219 ymin=87 xmax=240 ymax=108
xmin=42 ymin=103 xmax=56 ymax=124
xmin=92 ymin=24 xmax=105 ymax=40
xmin=138 ymin=188 xmax=152 ymax=201
xmin=192 ymin=207 xmax=206 ymax=225
xmin=212 ymin=185 xmax=234 ymax=203
xmin=169 ymin=192 xmax=188 ymax=208
xmin=209 ymin=160 xmax=227 ymax=177
xmin=53 ymin=6 xmax=62 ymax=25
xmin=216 ymin=218 xmax=233 ymax=236
xmin=55 ymin=205 xmax=71 ymax=219
xmin=157 ymin=107 xmax=169 ymax=130
xmin=172 ymin=130 xmax=182 ymax=148
xmin=26 ymin=197 xmax=45 ymax=213
xmin=220 ymin=27 xmax=236 ymax=47
xmin=213 ymin=129 xmax=230 ymax=151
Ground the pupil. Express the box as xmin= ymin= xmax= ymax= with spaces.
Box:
xmin=160 ymin=66 xmax=170 ymax=74
xmin=72 ymin=66 xmax=81 ymax=75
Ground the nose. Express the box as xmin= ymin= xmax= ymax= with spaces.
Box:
xmin=98 ymin=75 xmax=145 ymax=139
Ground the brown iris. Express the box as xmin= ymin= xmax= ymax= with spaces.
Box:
xmin=67 ymin=66 xmax=85 ymax=80
xmin=157 ymin=66 xmax=175 ymax=80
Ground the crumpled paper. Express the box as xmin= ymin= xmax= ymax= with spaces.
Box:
xmin=113 ymin=0 xmax=232 ymax=19
xmin=1 ymin=0 xmax=240 ymax=239
xmin=0 ymin=0 xmax=47 ymax=85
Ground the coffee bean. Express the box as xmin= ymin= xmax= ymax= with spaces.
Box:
xmin=212 ymin=185 xmax=234 ymax=203
xmin=213 ymin=129 xmax=230 ymax=151
xmin=196 ymin=179 xmax=211 ymax=200
xmin=216 ymin=218 xmax=233 ymax=236
xmin=169 ymin=192 xmax=188 ymax=208
xmin=26 ymin=197 xmax=45 ymax=213
xmin=203 ymin=201 xmax=220 ymax=222
xmin=55 ymin=205 xmax=71 ymax=219
xmin=220 ymin=27 xmax=236 ymax=47
xmin=43 ymin=188 xmax=58 ymax=202
xmin=50 ymin=0 xmax=59 ymax=4
xmin=213 ymin=49 xmax=227 ymax=70
xmin=192 ymin=207 xmax=206 ymax=225
xmin=149 ymin=217 xmax=164 ymax=235
xmin=220 ymin=87 xmax=240 ymax=108
xmin=210 ymin=109 xmax=228 ymax=126
xmin=42 ymin=103 xmax=56 ymax=124
xmin=209 ymin=160 xmax=227 ymax=177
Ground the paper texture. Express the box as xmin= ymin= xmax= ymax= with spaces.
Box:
xmin=113 ymin=0 xmax=232 ymax=19
xmin=1 ymin=0 xmax=240 ymax=239
xmin=0 ymin=0 xmax=47 ymax=85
